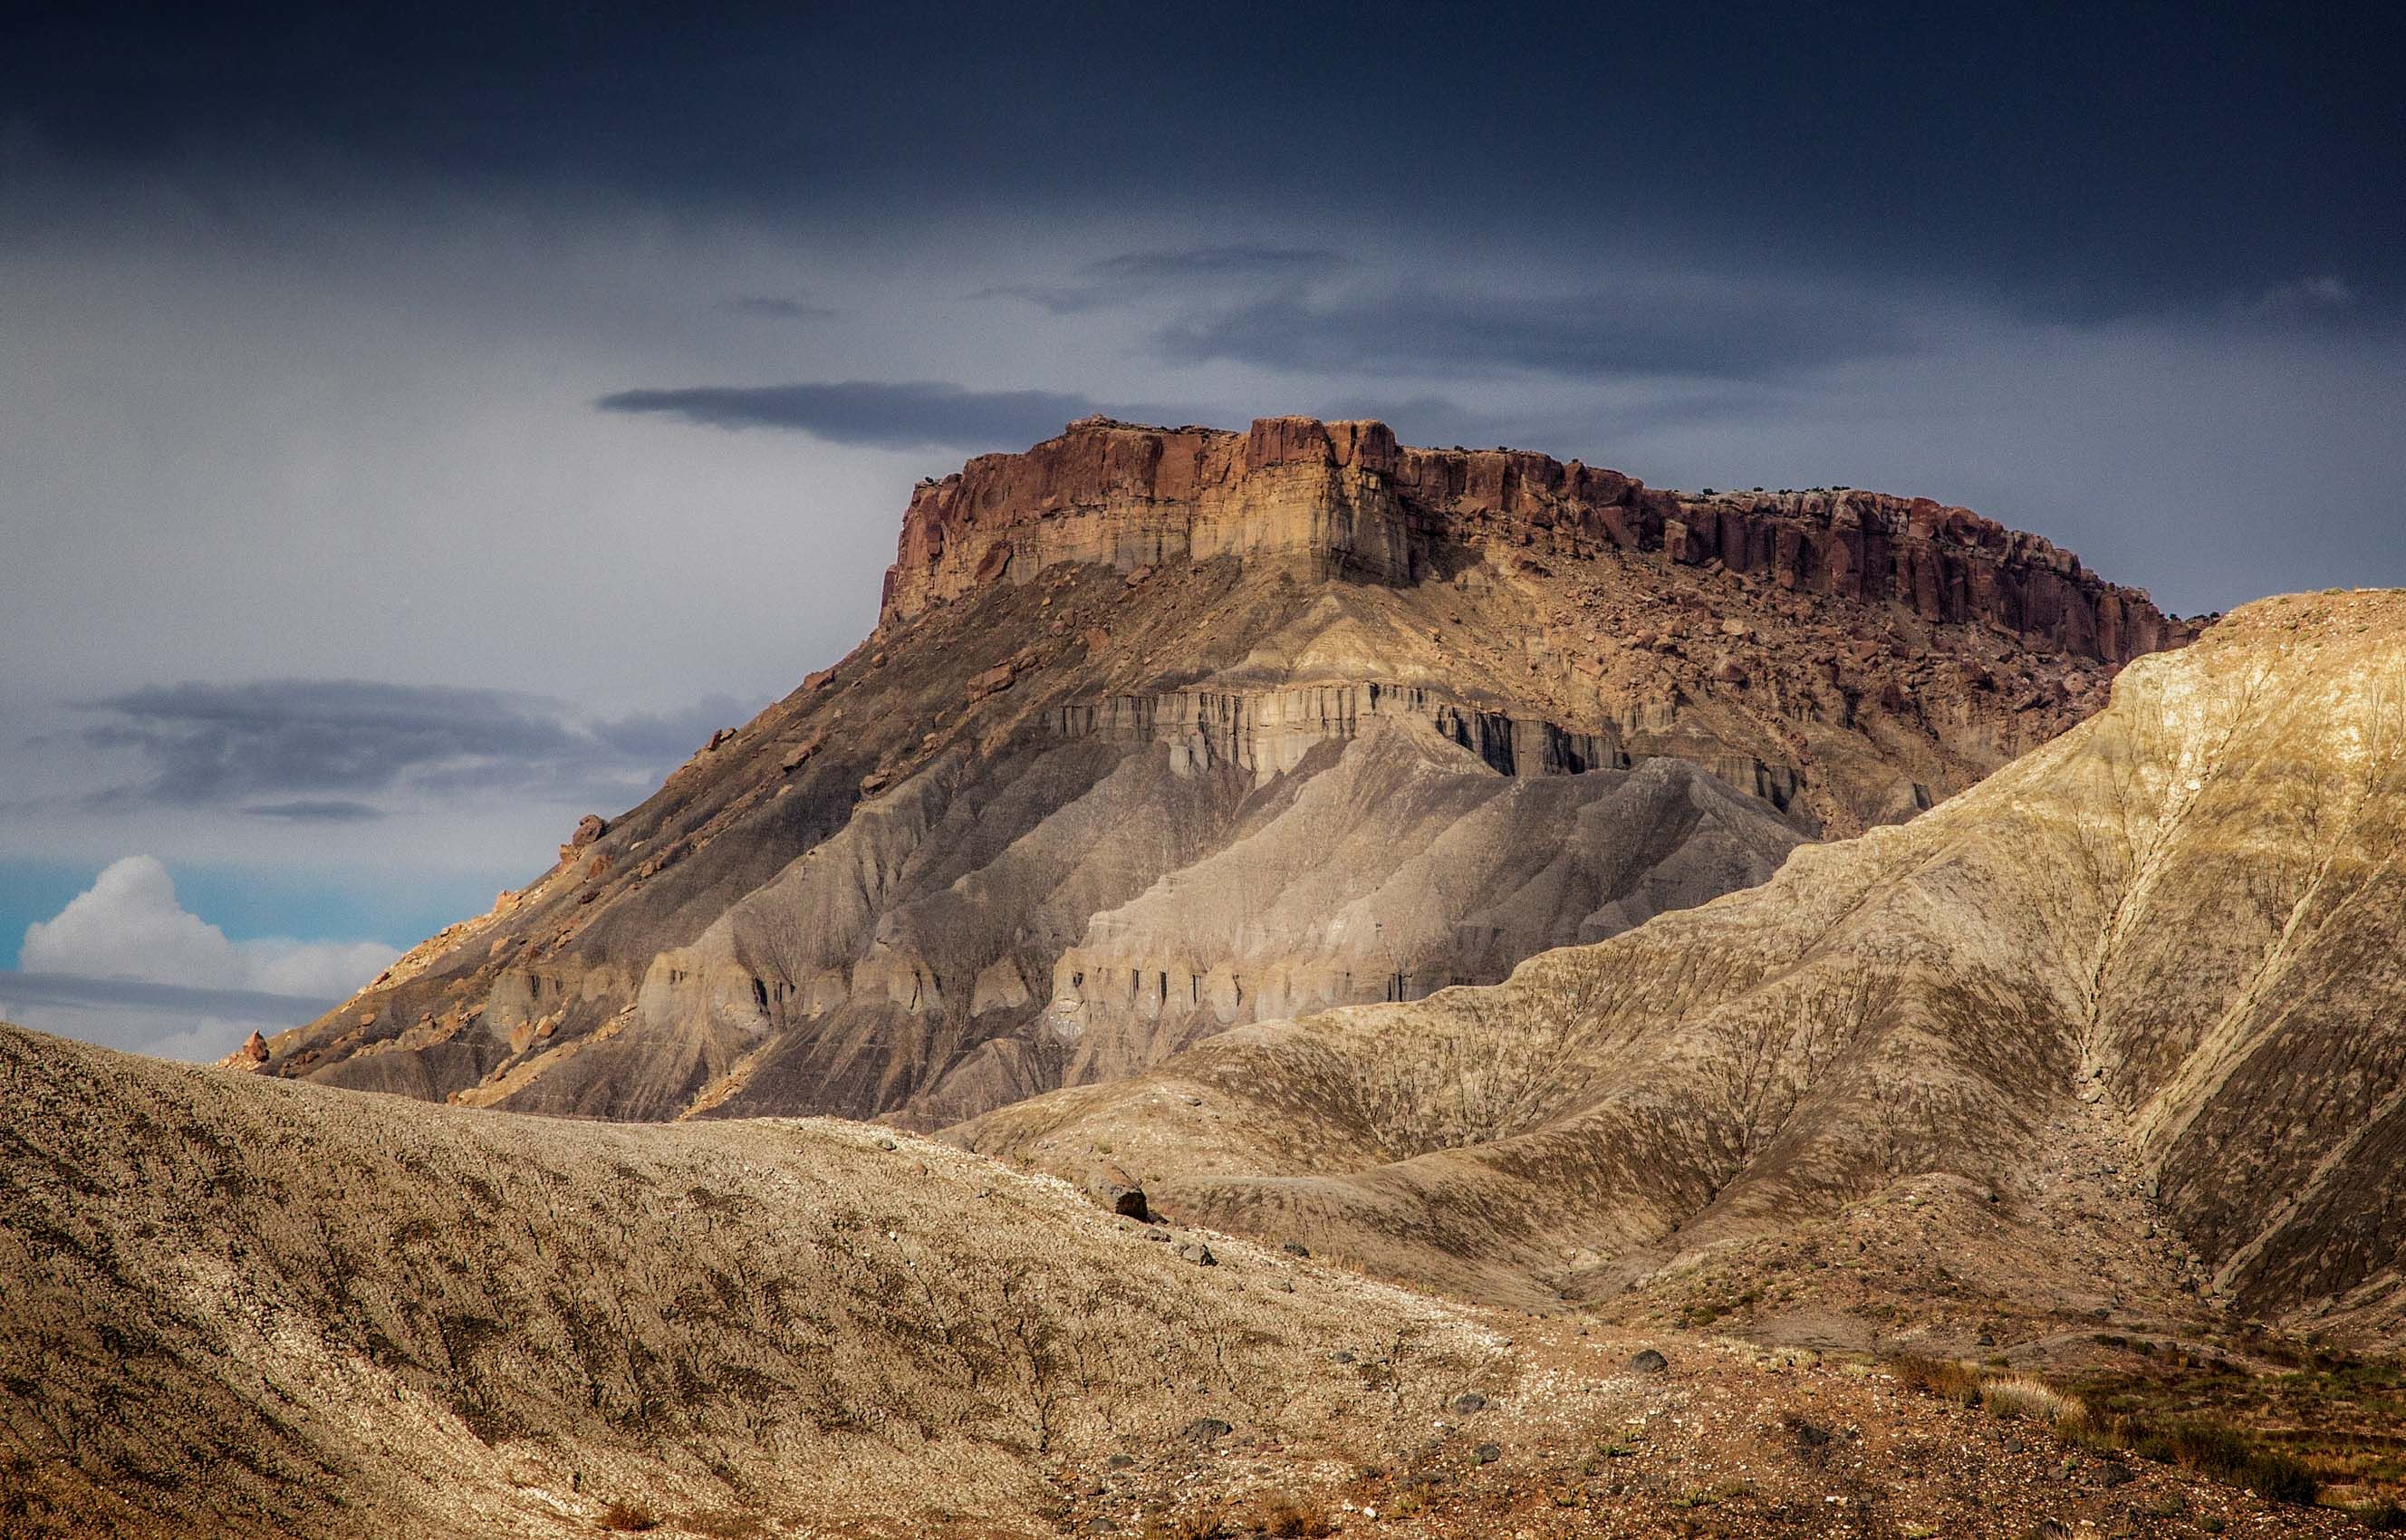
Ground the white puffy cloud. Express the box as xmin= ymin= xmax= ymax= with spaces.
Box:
xmin=20 ymin=856 xmax=396 ymax=1001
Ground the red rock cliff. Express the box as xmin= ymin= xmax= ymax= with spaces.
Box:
xmin=881 ymin=415 xmax=2192 ymax=665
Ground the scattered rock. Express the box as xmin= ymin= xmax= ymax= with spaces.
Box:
xmin=570 ymin=813 xmax=608 ymax=848
xmin=1181 ymin=1417 xmax=1232 ymax=1445
xmin=1473 ymin=1443 xmax=1500 ymax=1465
xmin=706 ymin=727 xmax=738 ymax=751
xmin=1176 ymin=1242 xmax=1217 ymax=1267
xmin=240 ymin=1031 xmax=269 ymax=1063
xmin=1451 ymin=1392 xmax=1487 ymax=1414
xmin=1629 ymin=1349 xmax=1669 ymax=1374
xmin=1142 ymin=1227 xmax=1169 ymax=1242
xmin=1281 ymin=1240 xmax=1311 ymax=1258
xmin=1104 ymin=1453 xmax=1134 ymax=1468
xmin=860 ymin=770 xmax=890 ymax=794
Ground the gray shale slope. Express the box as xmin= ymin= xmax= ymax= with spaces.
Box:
xmin=245 ymin=416 xmax=2188 ymax=1130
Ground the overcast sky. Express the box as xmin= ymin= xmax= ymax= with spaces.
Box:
xmin=4 ymin=1 xmax=2402 ymax=1056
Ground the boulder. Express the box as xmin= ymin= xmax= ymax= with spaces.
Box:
xmin=967 ymin=662 xmax=1015 ymax=703
xmin=1088 ymin=1179 xmax=1150 ymax=1222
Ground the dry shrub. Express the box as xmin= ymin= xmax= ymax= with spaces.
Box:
xmin=1141 ymin=1504 xmax=1229 ymax=1540
xmin=1978 ymin=1375 xmax=2082 ymax=1427
xmin=1263 ymin=1495 xmax=1336 ymax=1536
xmin=1889 ymin=1355 xmax=1982 ymax=1405
xmin=2133 ymin=1420 xmax=2321 ymax=1506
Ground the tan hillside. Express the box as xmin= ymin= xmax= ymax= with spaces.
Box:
xmin=239 ymin=416 xmax=2190 ymax=1130
xmin=954 ymin=591 xmax=2406 ymax=1359
xmin=0 ymin=1022 xmax=2367 ymax=1537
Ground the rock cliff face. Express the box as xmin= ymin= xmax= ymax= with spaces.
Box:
xmin=957 ymin=592 xmax=2406 ymax=1352
xmin=885 ymin=416 xmax=2188 ymax=665
xmin=247 ymin=417 xmax=2193 ymax=1128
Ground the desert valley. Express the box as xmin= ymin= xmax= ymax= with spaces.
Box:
xmin=8 ymin=7 xmax=2402 ymax=1535
xmin=9 ymin=416 xmax=2406 ymax=1537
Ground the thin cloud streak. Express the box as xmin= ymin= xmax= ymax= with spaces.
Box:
xmin=594 ymin=380 xmax=1198 ymax=449
xmin=980 ymin=245 xmax=1347 ymax=313
xmin=726 ymin=294 xmax=838 ymax=320
xmin=1154 ymin=282 xmax=1926 ymax=380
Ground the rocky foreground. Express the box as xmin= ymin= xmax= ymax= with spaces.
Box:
xmin=238 ymin=416 xmax=2191 ymax=1131
xmin=0 ymin=1022 xmax=2370 ymax=1538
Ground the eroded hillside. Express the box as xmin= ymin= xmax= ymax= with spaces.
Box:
xmin=241 ymin=417 xmax=2190 ymax=1129
xmin=1 ymin=1022 xmax=2368 ymax=1538
xmin=956 ymin=591 xmax=2406 ymax=1357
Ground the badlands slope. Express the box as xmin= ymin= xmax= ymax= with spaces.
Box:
xmin=958 ymin=591 xmax=2406 ymax=1356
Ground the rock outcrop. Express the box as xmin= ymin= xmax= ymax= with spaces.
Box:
xmin=251 ymin=417 xmax=2194 ymax=1127
xmin=884 ymin=416 xmax=2189 ymax=665
xmin=957 ymin=591 xmax=2406 ymax=1352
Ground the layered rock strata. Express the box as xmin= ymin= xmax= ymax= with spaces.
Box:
xmin=885 ymin=416 xmax=2189 ymax=666
xmin=243 ymin=417 xmax=2194 ymax=1127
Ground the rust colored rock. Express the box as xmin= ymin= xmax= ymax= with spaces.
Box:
xmin=241 ymin=1031 xmax=269 ymax=1064
xmin=967 ymin=662 xmax=1015 ymax=703
xmin=860 ymin=770 xmax=890 ymax=794
xmin=878 ymin=416 xmax=2191 ymax=668
xmin=571 ymin=813 xmax=608 ymax=849
xmin=779 ymin=735 xmax=823 ymax=774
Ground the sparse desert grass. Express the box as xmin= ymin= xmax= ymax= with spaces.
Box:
xmin=1978 ymin=1375 xmax=2082 ymax=1426
xmin=1888 ymin=1354 xmax=1983 ymax=1406
xmin=1141 ymin=1504 xmax=1229 ymax=1539
xmin=1887 ymin=1352 xmax=2326 ymax=1506
xmin=1261 ymin=1495 xmax=1336 ymax=1536
xmin=2069 ymin=1339 xmax=2406 ymax=1500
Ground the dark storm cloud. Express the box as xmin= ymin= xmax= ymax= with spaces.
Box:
xmin=12 ymin=4 xmax=2401 ymax=307
xmin=1157 ymin=284 xmax=1921 ymax=380
xmin=983 ymin=245 xmax=1347 ymax=313
xmin=595 ymin=380 xmax=1148 ymax=450
xmin=82 ymin=680 xmax=576 ymax=806
xmin=726 ymin=295 xmax=837 ymax=320
xmin=75 ymin=680 xmax=768 ymax=814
